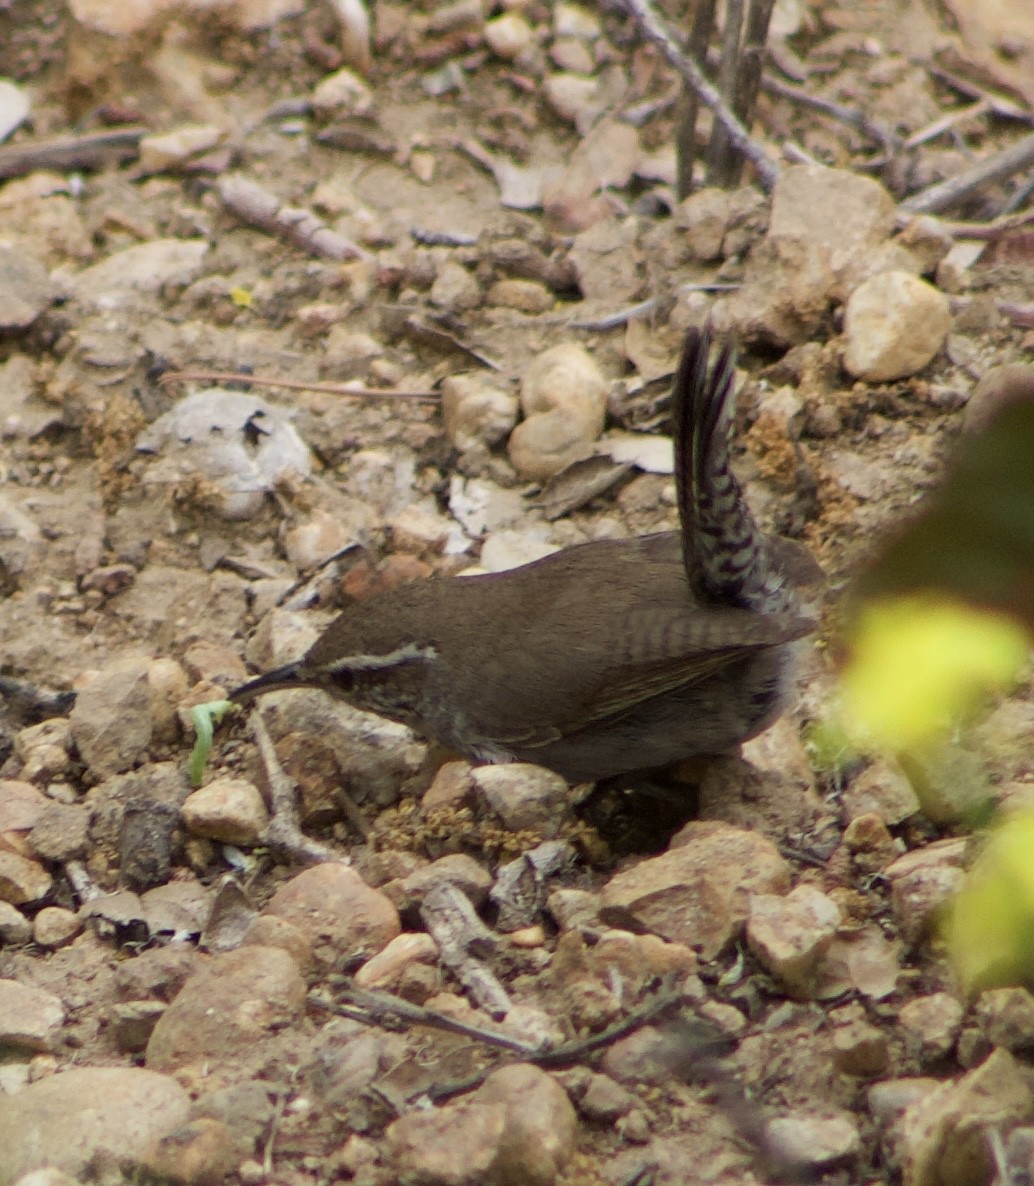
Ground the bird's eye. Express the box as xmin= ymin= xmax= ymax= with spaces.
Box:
xmin=327 ymin=668 xmax=355 ymax=693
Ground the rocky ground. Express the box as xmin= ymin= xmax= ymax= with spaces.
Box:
xmin=1 ymin=0 xmax=1034 ymax=1184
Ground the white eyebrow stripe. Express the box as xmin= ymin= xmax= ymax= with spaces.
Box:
xmin=324 ymin=643 xmax=437 ymax=673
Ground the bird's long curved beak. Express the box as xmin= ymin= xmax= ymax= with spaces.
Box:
xmin=230 ymin=662 xmax=305 ymax=704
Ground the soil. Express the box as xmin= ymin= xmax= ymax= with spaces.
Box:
xmin=1 ymin=0 xmax=1033 ymax=1183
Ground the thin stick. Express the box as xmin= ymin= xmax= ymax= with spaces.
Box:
xmin=762 ymin=75 xmax=899 ymax=152
xmin=218 ymin=173 xmax=372 ymax=262
xmin=320 ymin=975 xmax=688 ymax=1103
xmin=940 ymin=208 xmax=1034 ymax=240
xmin=703 ymin=0 xmax=745 ymax=185
xmin=323 ymin=982 xmax=541 ymax=1056
xmin=0 ymin=127 xmax=145 ymax=180
xmin=926 ymin=64 xmax=1034 ymax=124
xmin=902 ymin=99 xmax=991 ymax=150
xmin=570 ymin=296 xmax=662 ymax=330
xmin=158 ymin=369 xmax=440 ymax=401
xmin=899 ymin=131 xmax=1034 ymax=215
xmin=623 ymin=0 xmax=780 ymax=191
xmin=250 ymin=712 xmax=342 ymax=865
xmin=727 ymin=0 xmax=779 ymax=182
xmin=675 ymin=0 xmax=716 ymax=199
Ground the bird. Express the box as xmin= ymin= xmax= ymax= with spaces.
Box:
xmin=230 ymin=327 xmax=819 ymax=783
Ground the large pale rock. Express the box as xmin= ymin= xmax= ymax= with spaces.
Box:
xmin=146 ymin=945 xmax=305 ymax=1071
xmin=0 ymin=1067 xmax=190 ymax=1186
xmin=601 ymin=821 xmax=791 ymax=958
xmin=387 ymin=1063 xmax=576 ymax=1186
xmin=262 ymin=863 xmax=401 ymax=968
xmin=900 ymin=1049 xmax=1034 ymax=1186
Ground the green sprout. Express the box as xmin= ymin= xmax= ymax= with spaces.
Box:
xmin=188 ymin=699 xmax=235 ymax=787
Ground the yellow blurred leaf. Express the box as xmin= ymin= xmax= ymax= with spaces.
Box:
xmin=946 ymin=812 xmax=1034 ymax=996
xmin=229 ymin=286 xmax=254 ymax=308
xmin=838 ymin=595 xmax=1029 ymax=753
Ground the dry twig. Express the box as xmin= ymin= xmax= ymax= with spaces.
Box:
xmin=762 ymin=75 xmax=899 ymax=155
xmin=319 ymin=974 xmax=691 ymax=1102
xmin=706 ymin=0 xmax=777 ymax=187
xmin=218 ymin=174 xmax=372 ymax=261
xmin=0 ymin=127 xmax=145 ymax=180
xmin=899 ymin=131 xmax=1034 ymax=215
xmin=249 ymin=711 xmax=342 ymax=865
xmin=158 ymin=368 xmax=439 ymax=401
xmin=421 ymin=881 xmax=513 ymax=1018
xmin=623 ymin=0 xmax=780 ymax=191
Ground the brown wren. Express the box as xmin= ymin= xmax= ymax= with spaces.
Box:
xmin=231 ymin=328 xmax=819 ymax=782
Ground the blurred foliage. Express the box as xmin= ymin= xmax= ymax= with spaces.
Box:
xmin=946 ymin=812 xmax=1034 ymax=997
xmin=855 ymin=399 xmax=1034 ymax=629
xmin=832 ymin=390 xmax=1034 ymax=993
xmin=837 ymin=594 xmax=1027 ymax=754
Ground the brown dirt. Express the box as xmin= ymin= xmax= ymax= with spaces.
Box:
xmin=1 ymin=0 xmax=1033 ymax=1183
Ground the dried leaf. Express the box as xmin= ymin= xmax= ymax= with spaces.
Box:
xmin=537 ymin=455 xmax=632 ymax=520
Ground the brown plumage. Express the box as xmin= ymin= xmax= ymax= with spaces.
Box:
xmin=232 ymin=328 xmax=819 ymax=781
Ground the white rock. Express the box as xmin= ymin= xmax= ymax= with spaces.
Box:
xmin=769 ymin=165 xmax=896 ymax=269
xmin=484 ymin=12 xmax=533 ymax=59
xmin=0 ymin=78 xmax=29 ymax=143
xmin=554 ymin=3 xmax=601 ymax=39
xmin=898 ymin=992 xmax=964 ymax=1064
xmin=69 ymin=239 xmax=208 ymax=307
xmin=0 ymin=851 xmax=58 ymax=905
xmin=329 ymin=0 xmax=371 ymax=72
xmin=747 ymin=884 xmax=842 ymax=997
xmin=0 ymin=899 xmax=31 ymax=944
xmin=182 ymin=777 xmax=269 ymax=845
xmin=441 ymin=374 xmax=519 ymax=452
xmin=136 ymin=388 xmax=312 ymax=520
xmin=599 ymin=432 xmax=674 ymax=474
xmin=900 ymin=1049 xmax=1032 ymax=1186
xmin=509 ymin=343 xmax=607 ymax=480
xmin=472 ymin=764 xmax=571 ymax=837
xmin=886 ymin=838 xmax=967 ymax=945
xmin=601 ymin=821 xmax=791 ymax=959
xmin=389 ymin=503 xmax=452 ymax=555
xmin=387 ymin=1063 xmax=577 ymax=1185
xmin=429 ymin=260 xmax=481 ymax=312
xmin=447 ymin=476 xmax=527 ymax=539
xmin=69 ymin=0 xmax=176 ymax=36
xmin=0 ymin=248 xmax=54 ymax=329
xmin=543 ymin=73 xmax=600 ymax=126
xmin=478 ymin=530 xmax=559 ymax=572
xmin=766 ymin=1111 xmax=861 ymax=1172
xmin=842 ymin=759 xmax=920 ymax=825
xmin=486 ymin=277 xmax=554 ymax=313
xmin=282 ymin=508 xmax=356 ymax=570
xmin=138 ymin=125 xmax=223 ymax=173
xmin=244 ymin=606 xmax=323 ymax=671
xmin=32 ymin=906 xmax=82 ymax=949
xmin=353 ymin=932 xmax=438 ymax=990
xmin=311 ymin=67 xmax=373 ymax=117
xmin=842 ymin=271 xmax=951 ymax=381
xmin=0 ymin=1066 xmax=190 ymax=1184
xmin=70 ymin=657 xmax=154 ymax=781
xmin=0 ymin=978 xmax=65 ymax=1050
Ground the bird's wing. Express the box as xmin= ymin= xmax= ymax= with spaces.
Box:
xmin=479 ymin=606 xmax=813 ymax=749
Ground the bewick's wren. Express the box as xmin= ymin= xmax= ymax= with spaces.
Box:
xmin=232 ymin=328 xmax=819 ymax=782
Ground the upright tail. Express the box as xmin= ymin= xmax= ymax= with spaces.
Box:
xmin=672 ymin=327 xmax=790 ymax=613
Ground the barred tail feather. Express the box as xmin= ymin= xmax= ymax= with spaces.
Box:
xmin=671 ymin=327 xmax=790 ymax=613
